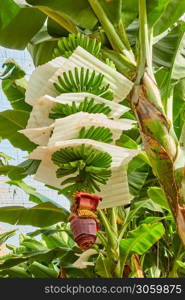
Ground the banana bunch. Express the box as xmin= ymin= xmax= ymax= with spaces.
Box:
xmin=20 ymin=33 xmax=139 ymax=249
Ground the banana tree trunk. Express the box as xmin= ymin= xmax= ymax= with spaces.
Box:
xmin=131 ymin=74 xmax=185 ymax=246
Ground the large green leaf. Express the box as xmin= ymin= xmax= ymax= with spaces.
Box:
xmin=28 ymin=39 xmax=58 ymax=66
xmin=0 ymin=159 xmax=40 ymax=179
xmin=0 ymin=0 xmax=45 ymax=49
xmin=147 ymin=187 xmax=170 ymax=211
xmin=9 ymin=159 xmax=40 ymax=178
xmin=154 ymin=23 xmax=185 ymax=109
xmin=122 ymin=0 xmax=171 ymax=29
xmin=118 ymin=198 xmax=163 ymax=242
xmin=0 ymin=266 xmax=31 ymax=278
xmin=122 ymin=0 xmax=138 ymax=28
xmin=128 ymin=170 xmax=148 ymax=196
xmin=153 ymin=24 xmax=185 ymax=74
xmin=8 ymin=180 xmax=65 ymax=209
xmin=98 ymin=0 xmax=122 ymax=25
xmin=122 ymin=1 xmax=175 ymax=50
xmin=0 ymin=165 xmax=14 ymax=176
xmin=139 ymin=216 xmax=171 ymax=225
xmin=176 ymin=260 xmax=185 ymax=275
xmin=28 ymin=261 xmax=58 ymax=278
xmin=1 ymin=60 xmax=31 ymax=111
xmin=154 ymin=23 xmax=185 ymax=81
xmin=147 ymin=0 xmax=170 ymax=28
xmin=154 ymin=0 xmax=185 ymax=36
xmin=26 ymin=0 xmax=98 ymax=30
xmin=134 ymin=199 xmax=164 ymax=213
xmin=120 ymin=223 xmax=165 ymax=264
xmin=95 ymin=253 xmax=112 ymax=278
xmin=0 ymin=230 xmax=16 ymax=246
xmin=27 ymin=26 xmax=59 ymax=66
xmin=127 ymin=156 xmax=149 ymax=196
xmin=0 ymin=110 xmax=36 ymax=151
xmin=0 ymin=203 xmax=69 ymax=227
xmin=47 ymin=18 xmax=68 ymax=38
xmin=42 ymin=225 xmax=74 ymax=249
xmin=116 ymin=134 xmax=138 ymax=149
xmin=0 ymin=247 xmax=73 ymax=269
xmin=173 ymin=78 xmax=185 ymax=138
xmin=0 ymin=152 xmax=12 ymax=165
xmin=170 ymin=26 xmax=185 ymax=81
xmin=20 ymin=235 xmax=47 ymax=252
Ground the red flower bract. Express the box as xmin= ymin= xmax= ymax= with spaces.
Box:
xmin=70 ymin=217 xmax=97 ymax=250
xmin=74 ymin=192 xmax=102 ymax=211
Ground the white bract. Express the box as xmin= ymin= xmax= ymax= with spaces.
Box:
xmin=73 ymin=249 xmax=97 ymax=269
xmin=29 ymin=139 xmax=139 ymax=208
xmin=20 ymin=125 xmax=54 ymax=146
xmin=49 ymin=46 xmax=133 ymax=103
xmin=25 ymin=47 xmax=133 ymax=106
xmin=25 ymin=57 xmax=67 ymax=106
xmin=26 ymin=93 xmax=130 ymax=129
xmin=20 ymin=112 xmax=135 ymax=146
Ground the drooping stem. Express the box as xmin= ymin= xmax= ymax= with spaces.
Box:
xmin=116 ymin=19 xmax=132 ymax=50
xmin=110 ymin=207 xmax=118 ymax=235
xmin=98 ymin=209 xmax=122 ymax=277
xmin=88 ymin=0 xmax=125 ymax=51
xmin=88 ymin=0 xmax=134 ymax=63
xmin=136 ymin=0 xmax=153 ymax=84
xmin=98 ymin=209 xmax=117 ymax=249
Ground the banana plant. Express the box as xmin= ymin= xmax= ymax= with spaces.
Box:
xmin=0 ymin=0 xmax=185 ymax=277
